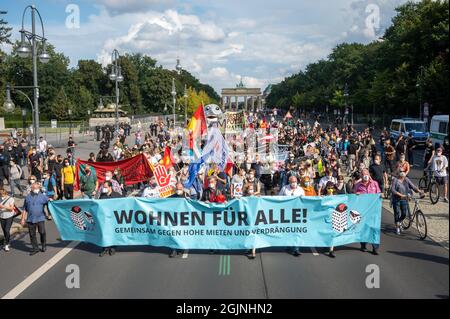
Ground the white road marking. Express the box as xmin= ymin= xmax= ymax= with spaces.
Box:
xmin=310 ymin=248 xmax=319 ymax=256
xmin=182 ymin=250 xmax=189 ymax=259
xmin=2 ymin=241 xmax=79 ymax=299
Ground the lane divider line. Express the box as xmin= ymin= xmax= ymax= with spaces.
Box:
xmin=1 ymin=241 xmax=80 ymax=299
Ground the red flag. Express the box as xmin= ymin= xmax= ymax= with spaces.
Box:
xmin=160 ymin=146 xmax=175 ymax=169
xmin=74 ymin=154 xmax=153 ymax=191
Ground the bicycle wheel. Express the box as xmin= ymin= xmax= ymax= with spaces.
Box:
xmin=429 ymin=182 xmax=440 ymax=205
xmin=402 ymin=212 xmax=412 ymax=230
xmin=415 ymin=210 xmax=427 ymax=240
xmin=418 ymin=177 xmax=427 ymax=191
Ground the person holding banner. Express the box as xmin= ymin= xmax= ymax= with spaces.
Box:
xmin=201 ymin=176 xmax=224 ymax=203
xmin=97 ymin=171 xmax=123 ymax=197
xmin=354 ymin=169 xmax=383 ymax=255
xmin=142 ymin=176 xmax=160 ymax=199
xmin=279 ymin=176 xmax=304 ymax=257
xmin=80 ymin=165 xmax=98 ymax=199
xmin=99 ymin=181 xmax=123 ymax=257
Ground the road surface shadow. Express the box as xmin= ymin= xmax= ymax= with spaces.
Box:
xmin=386 ymin=250 xmax=449 ymax=265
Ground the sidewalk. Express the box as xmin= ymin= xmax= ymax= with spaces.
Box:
xmin=382 ymin=199 xmax=449 ymax=249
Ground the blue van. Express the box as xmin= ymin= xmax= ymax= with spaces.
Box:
xmin=390 ymin=118 xmax=429 ymax=145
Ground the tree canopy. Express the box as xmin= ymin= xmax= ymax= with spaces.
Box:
xmin=0 ymin=41 xmax=219 ymax=120
xmin=266 ymin=0 xmax=449 ymax=117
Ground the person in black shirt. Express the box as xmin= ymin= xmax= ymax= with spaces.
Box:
xmin=395 ymin=134 xmax=406 ymax=161
xmin=99 ymin=181 xmax=122 ymax=257
xmin=406 ymin=133 xmax=416 ymax=166
xmin=369 ymin=154 xmax=388 ymax=194
xmin=423 ymin=139 xmax=435 ymax=171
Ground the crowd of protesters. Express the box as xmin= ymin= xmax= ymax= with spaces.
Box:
xmin=0 ymin=109 xmax=448 ymax=259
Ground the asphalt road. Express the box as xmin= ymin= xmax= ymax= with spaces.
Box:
xmin=0 ymin=127 xmax=447 ymax=299
xmin=0 ymin=206 xmax=447 ymax=299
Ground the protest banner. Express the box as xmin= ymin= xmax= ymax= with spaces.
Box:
xmin=49 ymin=194 xmax=381 ymax=249
xmin=151 ymin=163 xmax=175 ymax=198
xmin=226 ymin=111 xmax=246 ymax=133
xmin=75 ymin=154 xmax=153 ymax=191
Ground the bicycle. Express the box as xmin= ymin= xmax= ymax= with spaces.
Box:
xmin=418 ymin=170 xmax=440 ymax=205
xmin=401 ymin=194 xmax=428 ymax=240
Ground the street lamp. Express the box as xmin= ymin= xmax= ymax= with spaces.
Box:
xmin=108 ymin=49 xmax=124 ymax=135
xmin=344 ymin=83 xmax=351 ymax=125
xmin=68 ymin=108 xmax=72 ymax=134
xmin=16 ymin=5 xmax=50 ymax=147
xmin=22 ymin=109 xmax=27 ymax=132
xmin=417 ymin=66 xmax=425 ymax=121
xmin=184 ymin=84 xmax=188 ymax=124
xmin=171 ymin=78 xmax=177 ymax=128
xmin=4 ymin=84 xmax=36 ymax=142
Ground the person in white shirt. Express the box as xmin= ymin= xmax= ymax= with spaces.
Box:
xmin=318 ymin=168 xmax=337 ymax=196
xmin=279 ymin=176 xmax=305 ymax=197
xmin=38 ymin=136 xmax=47 ymax=158
xmin=430 ymin=147 xmax=448 ymax=202
xmin=142 ymin=176 xmax=160 ymax=198
xmin=279 ymin=176 xmax=304 ymax=257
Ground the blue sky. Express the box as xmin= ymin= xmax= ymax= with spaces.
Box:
xmin=1 ymin=0 xmax=414 ymax=94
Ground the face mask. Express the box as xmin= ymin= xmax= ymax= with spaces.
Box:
xmin=65 ymin=163 xmax=69 ymax=166
xmin=29 ymin=180 xmax=36 ymax=184
xmin=33 ymin=189 xmax=40 ymax=194
xmin=43 ymin=175 xmax=48 ymax=179
xmin=437 ymin=152 xmax=442 ymax=156
xmin=32 ymin=151 xmax=36 ymax=155
xmin=363 ymin=175 xmax=370 ymax=182
xmin=176 ymin=190 xmax=184 ymax=196
xmin=105 ymin=176 xmax=111 ymax=181
xmin=375 ymin=160 xmax=381 ymax=165
xmin=399 ymin=172 xmax=406 ymax=178
xmin=210 ymin=184 xmax=216 ymax=189
xmin=327 ymin=189 xmax=334 ymax=195
xmin=10 ymin=162 xmax=14 ymax=166
xmin=290 ymin=183 xmax=297 ymax=189
xmin=304 ymin=182 xmax=310 ymax=187
xmin=102 ymin=188 xmax=109 ymax=194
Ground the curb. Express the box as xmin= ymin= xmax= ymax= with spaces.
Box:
xmin=382 ymin=200 xmax=449 ymax=251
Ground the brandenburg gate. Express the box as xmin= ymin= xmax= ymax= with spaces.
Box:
xmin=221 ymin=80 xmax=262 ymax=112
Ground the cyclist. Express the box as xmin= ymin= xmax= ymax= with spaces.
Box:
xmin=429 ymin=147 xmax=448 ymax=203
xmin=391 ymin=169 xmax=424 ymax=235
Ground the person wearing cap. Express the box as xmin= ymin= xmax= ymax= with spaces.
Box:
xmin=429 ymin=147 xmax=448 ymax=202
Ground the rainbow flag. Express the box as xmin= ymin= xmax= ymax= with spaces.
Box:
xmin=187 ymin=104 xmax=207 ymax=159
